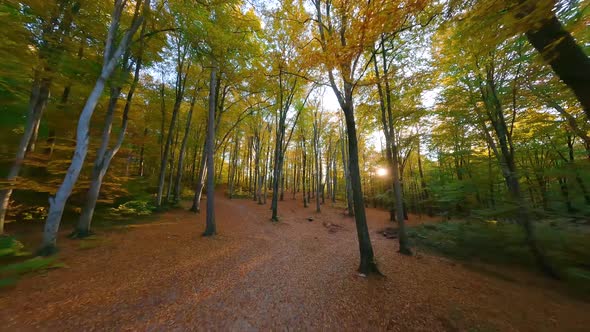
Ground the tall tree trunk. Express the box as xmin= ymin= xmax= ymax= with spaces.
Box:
xmin=173 ymin=92 xmax=196 ymax=202
xmin=487 ymin=145 xmax=496 ymax=209
xmin=314 ymin=114 xmax=321 ymax=213
xmin=391 ymin=136 xmax=412 ymax=255
xmin=75 ymin=51 xmax=141 ymax=236
xmin=254 ymin=130 xmax=262 ymax=202
xmin=263 ymin=138 xmax=271 ymax=205
xmin=159 ymin=83 xmax=166 ymax=161
xmin=166 ymin=124 xmax=180 ymax=202
xmin=190 ymin=138 xmax=201 ymax=185
xmin=190 ymin=141 xmax=207 ymax=212
xmin=478 ymin=69 xmax=558 ymax=277
xmin=340 ymin=127 xmax=353 ymax=216
xmin=271 ymin=125 xmax=285 ymax=221
xmin=228 ymin=135 xmax=239 ymax=199
xmin=0 ymin=77 xmax=50 ymax=233
xmin=302 ymin=139 xmax=308 ymax=208
xmin=138 ymin=128 xmax=148 ymax=177
xmin=417 ymin=136 xmax=431 ymax=215
xmin=217 ymin=142 xmax=227 ymax=182
xmin=156 ymin=46 xmax=190 ymax=207
xmin=73 ymin=85 xmax=121 ymax=237
xmin=342 ymin=103 xmax=379 ymax=275
xmin=332 ymin=155 xmax=337 ymax=203
xmin=203 ymin=65 xmax=218 ymax=236
xmin=40 ymin=0 xmax=146 ymax=253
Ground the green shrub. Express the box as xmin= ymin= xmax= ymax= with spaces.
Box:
xmin=0 ymin=236 xmax=26 ymax=257
xmin=0 ymin=236 xmax=65 ymax=289
xmin=0 ymin=256 xmax=59 ymax=274
xmin=109 ymin=200 xmax=156 ymax=216
xmin=409 ymin=220 xmax=590 ymax=289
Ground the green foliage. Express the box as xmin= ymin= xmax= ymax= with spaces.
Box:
xmin=0 ymin=236 xmax=64 ymax=289
xmin=0 ymin=277 xmax=17 ymax=288
xmin=0 ymin=235 xmax=26 ymax=257
xmin=109 ymin=200 xmax=156 ymax=217
xmin=0 ymin=256 xmax=60 ymax=275
xmin=229 ymin=188 xmax=253 ymax=199
xmin=409 ymin=220 xmax=590 ymax=296
xmin=374 ymin=190 xmax=394 ymax=208
xmin=22 ymin=206 xmax=48 ymax=221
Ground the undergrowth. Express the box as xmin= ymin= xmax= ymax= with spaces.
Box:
xmin=0 ymin=235 xmax=64 ymax=289
xmin=408 ymin=220 xmax=590 ymax=297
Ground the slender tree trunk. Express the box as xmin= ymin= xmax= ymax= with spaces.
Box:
xmin=392 ymin=137 xmax=411 ymax=255
xmin=138 ymin=128 xmax=147 ymax=177
xmin=228 ymin=135 xmax=239 ymax=199
xmin=0 ymin=77 xmax=50 ymax=233
xmin=271 ymin=124 xmax=285 ymax=220
xmin=156 ymin=52 xmax=190 ymax=206
xmin=340 ymin=127 xmax=353 ymax=215
xmin=479 ymin=72 xmax=558 ymax=278
xmin=254 ymin=131 xmax=262 ymax=202
xmin=301 ymin=138 xmax=309 ymax=208
xmin=173 ymin=93 xmax=196 ymax=202
xmin=190 ymin=141 xmax=207 ymax=212
xmin=279 ymin=161 xmax=285 ymax=201
xmin=263 ymin=139 xmax=271 ymax=205
xmin=39 ymin=0 xmax=146 ymax=253
xmin=159 ymin=83 xmax=166 ymax=161
xmin=75 ymin=85 xmax=134 ymax=236
xmin=203 ymin=65 xmax=218 ymax=236
xmin=190 ymin=139 xmax=201 ymax=185
xmin=217 ymin=142 xmax=227 ymax=182
xmin=314 ymin=115 xmax=321 ymax=213
xmin=417 ymin=136 xmax=431 ymax=215
xmin=73 ymin=85 xmax=121 ymax=237
xmin=332 ymin=156 xmax=337 ymax=203
xmin=166 ymin=125 xmax=180 ymax=202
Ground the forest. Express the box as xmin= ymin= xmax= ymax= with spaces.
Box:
xmin=1 ymin=0 xmax=590 ymax=330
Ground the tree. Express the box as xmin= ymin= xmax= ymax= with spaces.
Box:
xmin=73 ymin=2 xmax=158 ymax=237
xmin=0 ymin=0 xmax=83 ymax=233
xmin=433 ymin=18 xmax=560 ymax=277
xmin=155 ymin=28 xmax=192 ymax=207
xmin=203 ymin=63 xmax=217 ymax=236
xmin=39 ymin=0 xmax=149 ymax=254
xmin=457 ymin=0 xmax=590 ymax=122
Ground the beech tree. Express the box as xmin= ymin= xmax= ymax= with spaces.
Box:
xmin=39 ymin=0 xmax=149 ymax=254
xmin=0 ymin=0 xmax=84 ymax=233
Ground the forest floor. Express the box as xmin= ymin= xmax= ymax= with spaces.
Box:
xmin=1 ymin=191 xmax=590 ymax=331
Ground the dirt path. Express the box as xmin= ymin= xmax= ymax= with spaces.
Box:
xmin=1 ymin=192 xmax=589 ymax=331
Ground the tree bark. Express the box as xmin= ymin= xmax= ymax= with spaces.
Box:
xmin=342 ymin=103 xmax=380 ymax=274
xmin=340 ymin=126 xmax=354 ymax=216
xmin=525 ymin=15 xmax=590 ymax=122
xmin=156 ymin=42 xmax=190 ymax=206
xmin=173 ymin=92 xmax=197 ymax=202
xmin=477 ymin=65 xmax=558 ymax=278
xmin=0 ymin=77 xmax=50 ymax=233
xmin=39 ymin=0 xmax=146 ymax=254
xmin=203 ymin=65 xmax=218 ymax=236
xmin=313 ymin=112 xmax=321 ymax=213
xmin=191 ymin=141 xmax=207 ymax=212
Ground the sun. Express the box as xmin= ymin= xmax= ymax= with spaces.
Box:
xmin=376 ymin=167 xmax=388 ymax=177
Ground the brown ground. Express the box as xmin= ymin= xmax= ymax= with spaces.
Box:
xmin=1 ymin=192 xmax=589 ymax=331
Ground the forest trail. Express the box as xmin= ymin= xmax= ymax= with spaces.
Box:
xmin=1 ymin=192 xmax=589 ymax=331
